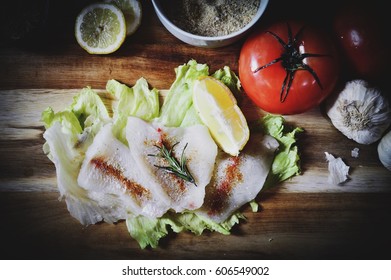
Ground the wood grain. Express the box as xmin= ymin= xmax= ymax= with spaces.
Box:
xmin=1 ymin=0 xmax=390 ymax=260
xmin=1 ymin=191 xmax=390 ymax=259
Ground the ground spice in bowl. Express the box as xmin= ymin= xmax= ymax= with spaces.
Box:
xmin=161 ymin=0 xmax=260 ymax=37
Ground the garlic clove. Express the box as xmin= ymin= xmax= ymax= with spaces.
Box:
xmin=326 ymin=79 xmax=391 ymax=145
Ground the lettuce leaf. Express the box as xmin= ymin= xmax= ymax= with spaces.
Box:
xmin=126 ymin=215 xmax=176 ymax=249
xmin=70 ymin=86 xmax=110 ymax=128
xmin=42 ymin=107 xmax=82 ymax=134
xmin=212 ymin=66 xmax=242 ymax=102
xmin=106 ymin=77 xmax=159 ymax=121
xmin=257 ymin=114 xmax=304 ymax=189
xmin=42 ymin=86 xmax=110 ymax=157
xmin=106 ymin=78 xmax=160 ymax=143
xmin=158 ymin=59 xmax=209 ymax=127
xmin=126 ymin=211 xmax=245 ymax=249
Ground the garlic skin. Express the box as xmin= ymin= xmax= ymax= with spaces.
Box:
xmin=378 ymin=130 xmax=391 ymax=171
xmin=325 ymin=152 xmax=350 ymax=185
xmin=326 ymin=79 xmax=391 ymax=145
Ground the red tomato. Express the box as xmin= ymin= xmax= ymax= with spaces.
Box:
xmin=333 ymin=3 xmax=389 ymax=81
xmin=239 ymin=21 xmax=340 ymax=115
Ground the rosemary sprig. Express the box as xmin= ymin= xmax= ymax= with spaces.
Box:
xmin=148 ymin=142 xmax=197 ymax=186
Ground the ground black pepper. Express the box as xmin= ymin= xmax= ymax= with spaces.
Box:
xmin=162 ymin=0 xmax=260 ymax=37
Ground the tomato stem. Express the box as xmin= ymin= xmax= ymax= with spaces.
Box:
xmin=253 ymin=23 xmax=329 ymax=103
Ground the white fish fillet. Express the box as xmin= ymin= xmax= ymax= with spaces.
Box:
xmin=195 ymin=134 xmax=279 ymax=223
xmin=78 ymin=123 xmax=171 ymax=220
xmin=125 ymin=116 xmax=218 ymax=212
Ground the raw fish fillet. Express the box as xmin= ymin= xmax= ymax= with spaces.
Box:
xmin=78 ymin=123 xmax=171 ymax=220
xmin=126 ymin=117 xmax=218 ymax=212
xmin=195 ymin=134 xmax=279 ymax=223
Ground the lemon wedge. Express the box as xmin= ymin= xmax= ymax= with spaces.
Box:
xmin=105 ymin=0 xmax=142 ymax=36
xmin=193 ymin=76 xmax=250 ymax=156
xmin=75 ymin=3 xmax=126 ymax=54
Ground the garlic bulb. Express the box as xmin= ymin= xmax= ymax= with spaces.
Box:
xmin=378 ymin=130 xmax=391 ymax=171
xmin=326 ymin=79 xmax=391 ymax=145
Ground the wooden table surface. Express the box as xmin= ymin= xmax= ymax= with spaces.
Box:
xmin=1 ymin=0 xmax=390 ymax=260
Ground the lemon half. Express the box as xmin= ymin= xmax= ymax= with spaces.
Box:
xmin=75 ymin=3 xmax=126 ymax=54
xmin=193 ymin=76 xmax=250 ymax=156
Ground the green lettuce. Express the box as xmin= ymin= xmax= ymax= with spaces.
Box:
xmin=69 ymin=86 xmax=110 ymax=128
xmin=42 ymin=86 xmax=110 ymax=155
xmin=257 ymin=114 xmax=304 ymax=189
xmin=106 ymin=78 xmax=160 ymax=143
xmin=106 ymin=77 xmax=159 ymax=121
xmin=212 ymin=66 xmax=242 ymax=102
xmin=42 ymin=107 xmax=82 ymax=133
xmin=126 ymin=215 xmax=178 ymax=249
xmin=126 ymin=211 xmax=245 ymax=249
xmin=158 ymin=59 xmax=209 ymax=127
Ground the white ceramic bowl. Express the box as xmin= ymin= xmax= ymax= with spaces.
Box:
xmin=151 ymin=0 xmax=269 ymax=48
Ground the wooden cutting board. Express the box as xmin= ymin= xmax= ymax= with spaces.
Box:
xmin=1 ymin=0 xmax=390 ymax=260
